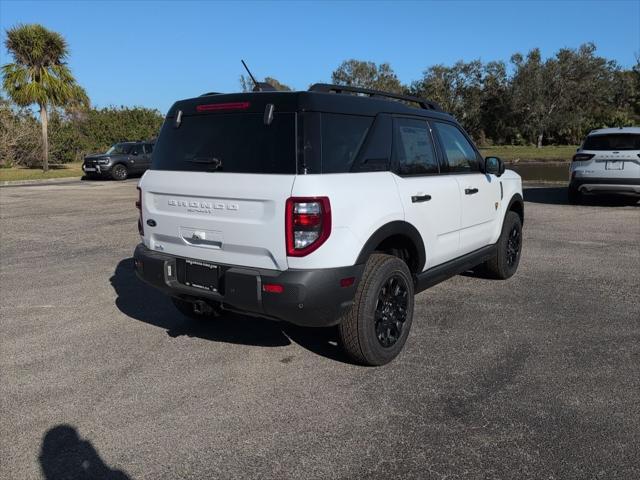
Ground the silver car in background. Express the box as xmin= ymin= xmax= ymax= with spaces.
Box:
xmin=569 ymin=127 xmax=640 ymax=203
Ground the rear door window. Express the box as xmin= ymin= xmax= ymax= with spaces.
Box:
xmin=152 ymin=113 xmax=296 ymax=173
xmin=583 ymin=134 xmax=640 ymax=150
xmin=392 ymin=118 xmax=439 ymax=175
xmin=432 ymin=122 xmax=480 ymax=172
xmin=320 ymin=114 xmax=372 ymax=173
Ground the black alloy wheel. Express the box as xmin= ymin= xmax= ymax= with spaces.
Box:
xmin=506 ymin=224 xmax=521 ymax=268
xmin=374 ymin=275 xmax=409 ymax=348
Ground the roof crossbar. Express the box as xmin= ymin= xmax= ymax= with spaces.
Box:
xmin=308 ymin=83 xmax=442 ymax=111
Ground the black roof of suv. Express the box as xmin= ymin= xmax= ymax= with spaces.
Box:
xmin=154 ymin=84 xmax=464 ymax=176
xmin=166 ymin=84 xmax=455 ymax=121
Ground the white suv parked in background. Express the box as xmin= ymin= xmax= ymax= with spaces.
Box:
xmin=569 ymin=127 xmax=640 ymax=203
xmin=134 ymin=84 xmax=524 ymax=365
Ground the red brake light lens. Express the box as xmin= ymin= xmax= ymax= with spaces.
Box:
xmin=340 ymin=277 xmax=355 ymax=288
xmin=285 ymin=197 xmax=331 ymax=257
xmin=572 ymin=153 xmax=595 ymax=162
xmin=196 ymin=102 xmax=250 ymax=112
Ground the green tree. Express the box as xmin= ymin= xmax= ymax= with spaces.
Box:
xmin=239 ymin=75 xmax=292 ymax=92
xmin=0 ymin=93 xmax=41 ymax=167
xmin=331 ymin=59 xmax=404 ymax=94
xmin=480 ymin=61 xmax=515 ymax=145
xmin=1 ymin=24 xmax=88 ymax=171
xmin=411 ymin=60 xmax=485 ymax=141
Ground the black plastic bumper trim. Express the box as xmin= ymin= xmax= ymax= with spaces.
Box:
xmin=133 ymin=244 xmax=364 ymax=327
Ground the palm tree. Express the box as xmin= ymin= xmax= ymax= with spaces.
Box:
xmin=2 ymin=24 xmax=88 ymax=172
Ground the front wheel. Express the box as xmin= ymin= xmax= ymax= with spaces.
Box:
xmin=111 ymin=163 xmax=129 ymax=181
xmin=338 ymin=254 xmax=414 ymax=366
xmin=484 ymin=211 xmax=522 ymax=279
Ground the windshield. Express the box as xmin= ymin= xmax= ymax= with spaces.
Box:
xmin=152 ymin=113 xmax=296 ymax=173
xmin=583 ymin=134 xmax=640 ymax=151
xmin=106 ymin=143 xmax=134 ymax=155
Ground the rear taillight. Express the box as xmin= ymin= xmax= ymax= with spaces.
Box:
xmin=572 ymin=153 xmax=595 ymax=162
xmin=136 ymin=186 xmax=143 ymax=236
xmin=285 ymin=197 xmax=331 ymax=257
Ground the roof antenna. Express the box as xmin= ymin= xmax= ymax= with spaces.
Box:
xmin=241 ymin=59 xmax=260 ymax=91
xmin=241 ymin=60 xmax=277 ymax=92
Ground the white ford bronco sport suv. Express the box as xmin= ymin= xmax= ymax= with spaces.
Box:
xmin=134 ymin=84 xmax=524 ymax=365
xmin=569 ymin=127 xmax=640 ymax=203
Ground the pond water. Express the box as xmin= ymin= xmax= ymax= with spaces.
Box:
xmin=508 ymin=163 xmax=569 ymax=183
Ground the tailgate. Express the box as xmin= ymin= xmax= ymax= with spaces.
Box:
xmin=139 ymin=170 xmax=294 ymax=270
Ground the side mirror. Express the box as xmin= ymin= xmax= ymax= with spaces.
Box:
xmin=484 ymin=156 xmax=505 ymax=177
xmin=132 ymin=150 xmax=139 ymax=156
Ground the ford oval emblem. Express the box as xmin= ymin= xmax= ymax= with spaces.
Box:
xmin=146 ymin=219 xmax=157 ymax=227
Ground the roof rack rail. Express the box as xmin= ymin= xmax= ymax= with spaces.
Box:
xmin=200 ymin=92 xmax=222 ymax=96
xmin=308 ymin=83 xmax=442 ymax=111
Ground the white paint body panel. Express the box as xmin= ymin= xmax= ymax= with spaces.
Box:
xmin=288 ymin=172 xmax=403 ymax=269
xmin=489 ymin=170 xmax=523 ymax=243
xmin=392 ymin=174 xmax=461 ymax=270
xmin=139 ymin=168 xmax=523 ymax=273
xmin=454 ymin=172 xmax=503 ymax=254
xmin=139 ymin=171 xmax=294 ymax=270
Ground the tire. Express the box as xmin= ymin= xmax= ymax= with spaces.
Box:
xmin=172 ymin=297 xmax=221 ymax=320
xmin=111 ymin=163 xmax=128 ymax=181
xmin=338 ymin=254 xmax=415 ymax=366
xmin=484 ymin=211 xmax=522 ymax=280
xmin=568 ymin=186 xmax=582 ymax=204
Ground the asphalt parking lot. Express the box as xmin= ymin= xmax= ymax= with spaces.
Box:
xmin=1 ymin=180 xmax=639 ymax=480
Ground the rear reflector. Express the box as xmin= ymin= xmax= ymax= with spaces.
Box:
xmin=340 ymin=277 xmax=355 ymax=288
xmin=196 ymin=102 xmax=250 ymax=112
xmin=262 ymin=283 xmax=284 ymax=293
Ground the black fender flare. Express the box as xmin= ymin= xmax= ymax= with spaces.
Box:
xmin=506 ymin=193 xmax=524 ymax=224
xmin=355 ymin=221 xmax=426 ymax=272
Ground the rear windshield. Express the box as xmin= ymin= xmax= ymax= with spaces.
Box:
xmin=583 ymin=134 xmax=640 ymax=151
xmin=152 ymin=113 xmax=296 ymax=173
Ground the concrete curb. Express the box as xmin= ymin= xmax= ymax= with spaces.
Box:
xmin=0 ymin=176 xmax=83 ymax=187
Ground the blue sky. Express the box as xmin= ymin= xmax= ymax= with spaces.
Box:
xmin=1 ymin=0 xmax=638 ymax=113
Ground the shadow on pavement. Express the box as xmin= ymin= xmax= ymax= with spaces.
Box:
xmin=524 ymin=185 xmax=639 ymax=207
xmin=39 ymin=425 xmax=130 ymax=480
xmin=110 ymin=258 xmax=349 ymax=363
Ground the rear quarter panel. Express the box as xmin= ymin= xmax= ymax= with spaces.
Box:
xmin=288 ymin=172 xmax=404 ymax=269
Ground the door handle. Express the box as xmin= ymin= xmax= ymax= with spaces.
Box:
xmin=464 ymin=188 xmax=479 ymax=195
xmin=411 ymin=194 xmax=432 ymax=203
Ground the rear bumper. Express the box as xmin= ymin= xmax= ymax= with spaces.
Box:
xmin=133 ymin=244 xmax=364 ymax=327
xmin=570 ymin=177 xmax=640 ymax=195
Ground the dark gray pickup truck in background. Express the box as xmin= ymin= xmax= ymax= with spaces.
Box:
xmin=83 ymin=141 xmax=154 ymax=180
